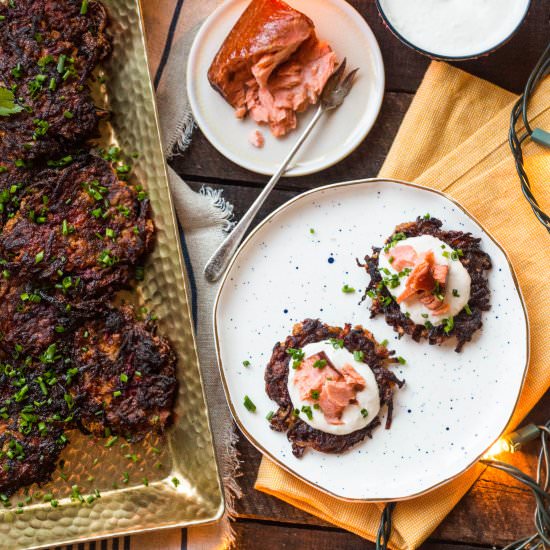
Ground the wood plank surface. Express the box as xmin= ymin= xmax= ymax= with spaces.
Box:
xmin=231 ymin=520 xmax=502 ymax=550
xmin=179 ymin=0 xmax=550 ymax=547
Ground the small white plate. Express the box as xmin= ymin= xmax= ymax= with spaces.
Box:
xmin=214 ymin=179 xmax=529 ymax=501
xmin=187 ymin=0 xmax=384 ymax=176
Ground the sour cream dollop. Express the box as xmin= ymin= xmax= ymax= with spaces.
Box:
xmin=378 ymin=235 xmax=471 ymax=326
xmin=287 ymin=341 xmax=380 ymax=436
xmin=378 ymin=0 xmax=530 ymax=58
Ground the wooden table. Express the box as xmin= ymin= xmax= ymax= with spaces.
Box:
xmin=173 ymin=2 xmax=550 ymax=547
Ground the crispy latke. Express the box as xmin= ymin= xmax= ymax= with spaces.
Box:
xmin=265 ymin=319 xmax=404 ymax=458
xmin=70 ymin=306 xmax=177 ymax=440
xmin=0 ymin=343 xmax=76 ymax=496
xmin=0 ymin=154 xmax=154 ymax=298
xmin=0 ymin=278 xmax=105 ymax=357
xmin=361 ymin=217 xmax=492 ymax=352
xmin=0 ymin=0 xmax=110 ymax=159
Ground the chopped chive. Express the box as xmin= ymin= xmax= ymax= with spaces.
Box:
xmin=243 ymin=395 xmax=256 ymax=412
xmin=57 ymin=54 xmax=66 ymax=74
xmin=328 ymin=338 xmax=344 ymax=349
xmin=342 ymin=284 xmax=356 ymax=294
xmin=286 ymin=347 xmax=305 ymax=369
xmin=353 ymin=350 xmax=365 ymax=362
xmin=443 ymin=316 xmax=455 ymax=334
xmin=104 ymin=436 xmax=118 ymax=448
xmin=301 ymin=405 xmax=313 ymax=420
xmin=313 ymin=359 xmax=327 ymax=369
xmin=397 ymin=356 xmax=406 ymax=365
xmin=361 ymin=408 xmax=369 ymax=418
xmin=242 ymin=360 xmax=251 ymax=367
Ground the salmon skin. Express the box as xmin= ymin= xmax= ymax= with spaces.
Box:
xmin=208 ymin=0 xmax=336 ymax=137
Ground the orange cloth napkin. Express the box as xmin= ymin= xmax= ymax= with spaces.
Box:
xmin=255 ymin=62 xmax=550 ymax=549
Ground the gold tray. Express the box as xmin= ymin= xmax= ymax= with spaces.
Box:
xmin=0 ymin=1 xmax=223 ymax=548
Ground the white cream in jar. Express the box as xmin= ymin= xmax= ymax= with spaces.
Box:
xmin=378 ymin=0 xmax=530 ymax=58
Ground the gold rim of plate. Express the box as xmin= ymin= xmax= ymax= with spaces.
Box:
xmin=0 ymin=1 xmax=224 ymax=548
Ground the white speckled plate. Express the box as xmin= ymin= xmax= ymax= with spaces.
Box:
xmin=214 ymin=179 xmax=529 ymax=501
xmin=187 ymin=0 xmax=384 ymax=176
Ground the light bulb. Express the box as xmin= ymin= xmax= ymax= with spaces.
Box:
xmin=483 ymin=424 xmax=541 ymax=459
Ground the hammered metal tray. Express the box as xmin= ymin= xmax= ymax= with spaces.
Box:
xmin=0 ymin=1 xmax=223 ymax=548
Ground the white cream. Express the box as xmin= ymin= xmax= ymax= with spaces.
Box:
xmin=379 ymin=0 xmax=530 ymax=58
xmin=287 ymin=341 xmax=380 ymax=436
xmin=378 ymin=235 xmax=471 ymax=326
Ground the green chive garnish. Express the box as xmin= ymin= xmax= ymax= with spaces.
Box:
xmin=243 ymin=395 xmax=256 ymax=412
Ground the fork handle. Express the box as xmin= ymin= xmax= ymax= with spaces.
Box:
xmin=204 ymin=106 xmax=324 ymax=283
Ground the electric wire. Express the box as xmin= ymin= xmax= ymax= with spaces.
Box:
xmin=509 ymin=41 xmax=550 ymax=232
xmin=376 ymin=502 xmax=396 ymax=550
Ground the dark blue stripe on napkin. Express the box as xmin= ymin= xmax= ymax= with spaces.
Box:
xmin=179 ymin=224 xmax=199 ymax=329
xmin=154 ymin=0 xmax=185 ymax=89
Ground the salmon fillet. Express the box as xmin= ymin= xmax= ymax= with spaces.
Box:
xmin=208 ymin=0 xmax=337 ymax=137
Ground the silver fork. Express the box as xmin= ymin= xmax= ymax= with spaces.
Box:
xmin=204 ymin=59 xmax=358 ymax=282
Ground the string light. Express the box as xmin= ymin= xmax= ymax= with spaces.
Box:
xmin=481 ymin=420 xmax=550 ymax=550
xmin=376 ymin=421 xmax=550 ymax=550
xmin=483 ymin=424 xmax=542 ymax=458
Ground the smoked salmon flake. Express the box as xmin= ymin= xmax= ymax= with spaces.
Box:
xmin=392 ymin=246 xmax=451 ymax=315
xmin=386 ymin=244 xmax=417 ymax=272
xmin=293 ymin=351 xmax=366 ymax=425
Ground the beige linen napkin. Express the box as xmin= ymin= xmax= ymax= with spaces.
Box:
xmin=255 ymin=61 xmax=550 ymax=549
